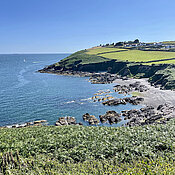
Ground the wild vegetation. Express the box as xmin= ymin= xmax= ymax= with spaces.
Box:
xmin=1 ymin=119 xmax=175 ymax=174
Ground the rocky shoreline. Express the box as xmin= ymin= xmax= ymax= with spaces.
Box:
xmin=81 ymin=103 xmax=175 ymax=127
xmin=123 ymin=103 xmax=175 ymax=127
xmin=0 ymin=120 xmax=48 ymax=129
xmin=1 ymin=102 xmax=175 ymax=128
xmin=38 ymin=69 xmax=128 ymax=84
xmin=2 ymin=70 xmax=175 ymax=129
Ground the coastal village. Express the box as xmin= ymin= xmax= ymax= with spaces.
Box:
xmin=100 ymin=39 xmax=175 ymax=50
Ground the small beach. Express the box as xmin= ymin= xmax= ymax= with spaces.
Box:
xmin=114 ymin=78 xmax=175 ymax=108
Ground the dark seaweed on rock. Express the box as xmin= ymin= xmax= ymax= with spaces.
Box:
xmin=102 ymin=96 xmax=144 ymax=106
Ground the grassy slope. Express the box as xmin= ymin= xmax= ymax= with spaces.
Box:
xmin=162 ymin=41 xmax=175 ymax=45
xmin=86 ymin=48 xmax=175 ymax=89
xmin=3 ymin=155 xmax=175 ymax=174
xmin=99 ymin=50 xmax=175 ymax=63
xmin=1 ymin=120 xmax=175 ymax=174
xmin=143 ymin=59 xmax=175 ymax=65
xmin=86 ymin=48 xmax=175 ymax=65
xmin=48 ymin=47 xmax=175 ymax=70
xmin=42 ymin=46 xmax=175 ymax=89
xmin=86 ymin=47 xmax=128 ymax=55
xmin=57 ymin=49 xmax=109 ymax=69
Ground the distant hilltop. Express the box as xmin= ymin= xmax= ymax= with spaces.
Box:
xmin=39 ymin=40 xmax=175 ymax=90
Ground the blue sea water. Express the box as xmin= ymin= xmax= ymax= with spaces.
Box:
xmin=0 ymin=54 xmax=141 ymax=127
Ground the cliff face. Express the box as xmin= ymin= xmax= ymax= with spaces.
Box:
xmin=39 ymin=50 xmax=175 ymax=90
xmin=76 ymin=60 xmax=127 ymax=73
xmin=149 ymin=67 xmax=175 ymax=89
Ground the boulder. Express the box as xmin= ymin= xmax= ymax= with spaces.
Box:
xmin=34 ymin=120 xmax=47 ymax=124
xmin=82 ymin=113 xmax=99 ymax=125
xmin=99 ymin=111 xmax=121 ymax=124
xmin=55 ymin=116 xmax=81 ymax=126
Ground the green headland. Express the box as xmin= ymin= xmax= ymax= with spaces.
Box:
xmin=40 ymin=39 xmax=175 ymax=90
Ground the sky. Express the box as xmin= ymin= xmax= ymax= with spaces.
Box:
xmin=0 ymin=0 xmax=175 ymax=53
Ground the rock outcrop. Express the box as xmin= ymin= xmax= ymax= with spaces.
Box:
xmin=99 ymin=111 xmax=121 ymax=124
xmin=89 ymin=73 xmax=120 ymax=84
xmin=102 ymin=96 xmax=144 ymax=106
xmin=55 ymin=117 xmax=83 ymax=126
xmin=82 ymin=113 xmax=99 ymax=125
xmin=113 ymin=81 xmax=149 ymax=94
xmin=122 ymin=103 xmax=175 ymax=127
xmin=3 ymin=120 xmax=48 ymax=128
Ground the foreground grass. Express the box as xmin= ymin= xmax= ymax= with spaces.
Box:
xmin=2 ymin=155 xmax=175 ymax=174
xmin=1 ymin=119 xmax=175 ymax=174
xmin=1 ymin=123 xmax=175 ymax=162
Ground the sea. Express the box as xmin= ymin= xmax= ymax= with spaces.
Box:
xmin=0 ymin=54 xmax=141 ymax=127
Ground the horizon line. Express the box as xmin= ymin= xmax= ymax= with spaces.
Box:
xmin=0 ymin=52 xmax=73 ymax=54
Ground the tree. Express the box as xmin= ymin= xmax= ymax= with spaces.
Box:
xmin=115 ymin=42 xmax=124 ymax=46
xmin=128 ymin=41 xmax=133 ymax=44
xmin=134 ymin=39 xmax=140 ymax=43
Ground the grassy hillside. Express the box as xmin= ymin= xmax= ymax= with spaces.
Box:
xmin=44 ymin=46 xmax=175 ymax=70
xmin=85 ymin=47 xmax=175 ymax=65
xmin=162 ymin=41 xmax=175 ymax=45
xmin=1 ymin=121 xmax=175 ymax=174
xmin=86 ymin=47 xmax=127 ymax=55
xmin=39 ymin=45 xmax=175 ymax=89
xmin=57 ymin=49 xmax=109 ymax=69
xmin=48 ymin=47 xmax=175 ymax=70
xmin=96 ymin=50 xmax=175 ymax=64
xmin=58 ymin=46 xmax=175 ymax=66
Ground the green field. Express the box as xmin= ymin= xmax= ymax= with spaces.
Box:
xmin=1 ymin=120 xmax=175 ymax=174
xmin=143 ymin=59 xmax=175 ymax=65
xmin=50 ymin=47 xmax=175 ymax=69
xmin=86 ymin=47 xmax=127 ymax=55
xmin=97 ymin=50 xmax=175 ymax=63
xmin=162 ymin=41 xmax=175 ymax=45
xmin=86 ymin=48 xmax=175 ymax=65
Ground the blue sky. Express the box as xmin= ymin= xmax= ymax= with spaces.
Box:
xmin=0 ymin=0 xmax=175 ymax=53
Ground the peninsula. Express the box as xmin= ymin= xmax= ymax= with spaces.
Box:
xmin=39 ymin=39 xmax=175 ymax=90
